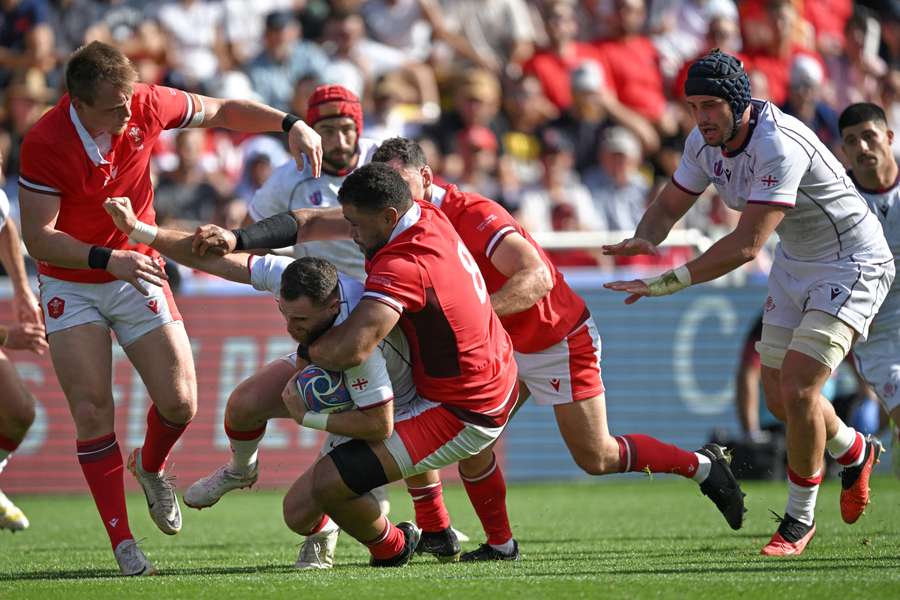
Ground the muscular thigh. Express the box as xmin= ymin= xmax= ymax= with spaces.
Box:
xmin=231 ymin=357 xmax=302 ymax=422
xmin=125 ymin=321 xmax=196 ymax=409
xmin=0 ymin=352 xmax=33 ymax=419
xmin=554 ymin=393 xmax=612 ymax=451
xmin=48 ymin=322 xmax=113 ymax=404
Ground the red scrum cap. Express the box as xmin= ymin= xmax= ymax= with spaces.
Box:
xmin=306 ymin=84 xmax=363 ymax=136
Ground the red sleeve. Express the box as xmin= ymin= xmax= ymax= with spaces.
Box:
xmin=146 ymin=84 xmax=198 ymax=131
xmin=19 ymin=133 xmax=63 ymax=196
xmin=362 ymin=251 xmax=426 ymax=314
xmin=450 ymin=194 xmax=519 ymax=259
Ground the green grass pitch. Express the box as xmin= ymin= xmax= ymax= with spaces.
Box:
xmin=2 ymin=476 xmax=898 ymax=599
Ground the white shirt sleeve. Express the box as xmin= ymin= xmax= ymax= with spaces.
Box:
xmin=746 ymin=137 xmax=809 ymax=208
xmin=672 ymin=129 xmax=711 ymax=195
xmin=249 ymin=254 xmax=295 ymax=295
xmin=342 ymin=348 xmax=394 ymax=410
xmin=0 ymin=189 xmax=9 ymax=233
xmin=248 ymin=162 xmax=308 ymax=222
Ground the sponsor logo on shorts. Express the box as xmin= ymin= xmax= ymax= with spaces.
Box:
xmin=884 ymin=382 xmax=897 ymax=398
xmin=47 ymin=297 xmax=65 ymax=319
xmin=830 ymin=286 xmax=842 ymax=301
xmin=550 ymin=378 xmax=561 ymax=392
xmin=147 ymin=299 xmax=159 ymax=314
xmin=764 ymin=296 xmax=776 ymax=312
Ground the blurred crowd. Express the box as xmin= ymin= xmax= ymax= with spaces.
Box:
xmin=0 ymin=0 xmax=898 ymax=270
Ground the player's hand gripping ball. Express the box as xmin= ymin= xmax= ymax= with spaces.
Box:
xmin=296 ymin=365 xmax=354 ymax=413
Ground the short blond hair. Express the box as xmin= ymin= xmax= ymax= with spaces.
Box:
xmin=65 ymin=41 xmax=138 ymax=105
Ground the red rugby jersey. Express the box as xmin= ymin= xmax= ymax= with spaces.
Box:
xmin=434 ymin=184 xmax=587 ymax=354
xmin=363 ymin=200 xmax=516 ymax=417
xmin=19 ymin=83 xmax=199 ymax=283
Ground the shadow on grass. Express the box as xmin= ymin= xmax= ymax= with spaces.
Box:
xmin=0 ymin=564 xmax=299 ymax=582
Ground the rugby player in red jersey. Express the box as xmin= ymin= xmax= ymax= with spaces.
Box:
xmin=280 ymin=163 xmax=519 ymax=567
xmin=17 ymin=41 xmax=322 ymax=575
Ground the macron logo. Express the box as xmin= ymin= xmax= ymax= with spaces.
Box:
xmin=550 ymin=378 xmax=561 ymax=392
xmin=109 ymin=518 xmax=119 ymax=528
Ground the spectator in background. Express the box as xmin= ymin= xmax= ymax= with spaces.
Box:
xmin=880 ymin=1 xmax=900 ymax=70
xmin=364 ymin=71 xmax=428 ymax=141
xmin=288 ymin=72 xmax=322 ymax=122
xmin=594 ymin=0 xmax=672 ymax=133
xmin=499 ymin=74 xmax=557 ymax=188
xmin=742 ymin=0 xmax=823 ymax=107
xmin=425 ymin=0 xmax=536 ymax=77
xmin=455 ymin=124 xmax=502 ymax=201
xmin=522 ymin=0 xmax=607 ymax=112
xmin=154 ymin=129 xmax=229 ymax=228
xmin=155 ymin=0 xmax=226 ymax=92
xmin=827 ymin=6 xmax=886 ymax=110
xmin=782 ymin=54 xmax=841 ymax=151
xmin=89 ymin=0 xmax=167 ymax=85
xmin=0 ymin=67 xmax=51 ymax=179
xmin=583 ymin=125 xmax=648 ymax=232
xmin=425 ymin=68 xmax=504 ymax=167
xmin=46 ymin=0 xmax=103 ymax=85
xmin=650 ymin=0 xmax=739 ymax=80
xmin=552 ymin=60 xmax=659 ymax=175
xmin=0 ymin=0 xmax=55 ymax=88
xmin=247 ymin=10 xmax=329 ymax=113
xmin=672 ymin=14 xmax=743 ymax=102
xmin=515 ymin=127 xmax=600 ymax=234
xmin=221 ymin=0 xmax=299 ymax=69
xmin=361 ymin=0 xmax=433 ymax=62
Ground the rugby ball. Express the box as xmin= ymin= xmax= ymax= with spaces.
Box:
xmin=296 ymin=365 xmax=354 ymax=414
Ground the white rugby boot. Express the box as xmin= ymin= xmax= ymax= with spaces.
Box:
xmin=295 ymin=526 xmax=340 ymax=570
xmin=0 ymin=489 xmax=29 ymax=531
xmin=114 ymin=539 xmax=157 ymax=576
xmin=184 ymin=462 xmax=259 ymax=509
xmin=127 ymin=448 xmax=182 ymax=535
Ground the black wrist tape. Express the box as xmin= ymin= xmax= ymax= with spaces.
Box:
xmin=232 ymin=212 xmax=299 ymax=250
xmin=88 ymin=246 xmax=112 ymax=270
xmin=281 ymin=113 xmax=301 ymax=133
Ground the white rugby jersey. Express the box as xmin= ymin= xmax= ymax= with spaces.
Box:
xmin=247 ymin=138 xmax=380 ymax=281
xmin=249 ymin=254 xmax=416 ymax=409
xmin=0 ymin=189 xmax=9 ymax=232
xmin=853 ymin=174 xmax=900 ymax=326
xmin=674 ymin=100 xmax=885 ymax=262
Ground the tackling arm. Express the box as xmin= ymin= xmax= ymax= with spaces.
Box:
xmin=309 ymin=299 xmax=401 ymax=371
xmin=489 ymin=232 xmax=554 ymax=316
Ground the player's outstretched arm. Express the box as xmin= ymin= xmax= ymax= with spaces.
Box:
xmin=192 ymin=207 xmax=350 ymax=257
xmin=103 ymin=197 xmax=251 ymax=285
xmin=602 ymin=181 xmax=698 ymax=256
xmin=192 ymin=94 xmax=322 ymax=177
xmin=489 ymin=232 xmax=554 ymax=316
xmin=20 ymin=187 xmax=167 ymax=295
xmin=308 ymin=299 xmax=401 ymax=371
xmin=0 ymin=216 xmax=41 ymax=327
xmin=604 ymin=203 xmax=784 ymax=303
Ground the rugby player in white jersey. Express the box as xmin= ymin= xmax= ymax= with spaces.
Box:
xmin=604 ymin=50 xmax=894 ymax=556
xmin=104 ymin=197 xmax=464 ymax=568
xmin=0 ymin=154 xmax=47 ymax=532
xmin=839 ymin=102 xmax=900 ymax=480
xmin=242 ymin=84 xmax=377 ymax=281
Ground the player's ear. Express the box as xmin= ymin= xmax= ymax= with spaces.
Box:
xmin=888 ymin=129 xmax=894 ymax=146
xmin=383 ymin=206 xmax=400 ymax=228
xmin=421 ymin=165 xmax=433 ymax=188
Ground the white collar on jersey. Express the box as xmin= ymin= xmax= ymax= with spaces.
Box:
xmin=429 ymin=184 xmax=447 ymax=208
xmin=388 ymin=201 xmax=422 ymax=243
xmin=69 ymin=104 xmax=111 ymax=166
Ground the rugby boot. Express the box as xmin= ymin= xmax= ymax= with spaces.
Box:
xmin=128 ymin=448 xmax=181 ymax=535
xmin=840 ymin=435 xmax=883 ymax=524
xmin=416 ymin=526 xmax=461 ymax=562
xmin=761 ymin=513 xmax=816 ymax=556
xmin=460 ymin=539 xmax=520 ymax=562
xmin=370 ymin=522 xmax=421 ymax=567
xmin=697 ymin=443 xmax=746 ymax=530
xmin=184 ymin=462 xmax=259 ymax=509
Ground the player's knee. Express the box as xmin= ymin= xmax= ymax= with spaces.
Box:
xmin=71 ymin=397 xmax=114 ymax=431
xmin=225 ymin=387 xmax=261 ymax=428
xmin=311 ymin=459 xmax=348 ymax=508
xmin=788 ymin=311 xmax=854 ymax=373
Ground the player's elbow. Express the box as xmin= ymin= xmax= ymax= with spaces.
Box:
xmin=738 ymin=243 xmax=762 ymax=263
